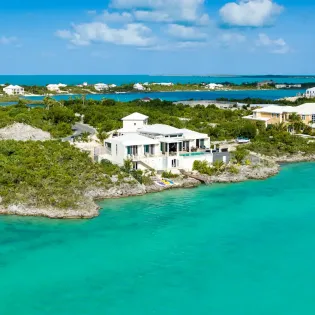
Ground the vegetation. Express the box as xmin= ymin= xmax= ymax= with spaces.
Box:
xmin=247 ymin=128 xmax=315 ymax=156
xmin=232 ymin=147 xmax=249 ymax=164
xmin=161 ymin=171 xmax=179 ymax=178
xmin=62 ymin=98 xmax=254 ymax=141
xmin=0 ymin=141 xmax=113 ymax=208
xmin=0 ymin=102 xmax=75 ymax=138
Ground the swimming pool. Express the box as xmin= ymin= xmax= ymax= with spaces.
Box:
xmin=180 ymin=152 xmax=207 ymax=157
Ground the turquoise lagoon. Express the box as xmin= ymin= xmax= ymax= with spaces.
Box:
xmin=1 ymin=162 xmax=315 ymax=314
xmin=25 ymin=89 xmax=304 ymax=103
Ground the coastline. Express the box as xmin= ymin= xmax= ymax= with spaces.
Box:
xmin=0 ymin=155 xmax=289 ymax=220
xmin=0 ymin=154 xmax=312 ymax=220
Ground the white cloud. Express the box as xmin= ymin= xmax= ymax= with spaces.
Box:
xmin=102 ymin=10 xmax=133 ymax=23
xmin=167 ymin=24 xmax=207 ymax=40
xmin=219 ymin=32 xmax=247 ymax=45
xmin=111 ymin=0 xmax=210 ymax=24
xmin=140 ymin=40 xmax=208 ymax=51
xmin=0 ymin=36 xmax=18 ymax=45
xmin=220 ymin=0 xmax=284 ymax=27
xmin=56 ymin=22 xmax=154 ymax=47
xmin=133 ymin=10 xmax=172 ymax=23
xmin=256 ymin=33 xmax=289 ymax=53
xmin=55 ymin=30 xmax=73 ymax=39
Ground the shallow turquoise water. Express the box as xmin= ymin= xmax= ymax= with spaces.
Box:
xmin=1 ymin=163 xmax=315 ymax=314
xmin=1 ymin=75 xmax=315 ymax=86
xmin=25 ymin=89 xmax=304 ymax=103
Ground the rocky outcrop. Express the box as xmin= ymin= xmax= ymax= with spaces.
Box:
xmin=250 ymin=152 xmax=315 ymax=164
xmin=145 ymin=177 xmax=201 ymax=193
xmin=209 ymin=164 xmax=280 ymax=183
xmin=183 ymin=163 xmax=280 ymax=184
xmin=85 ymin=181 xmax=146 ymax=200
xmin=0 ymin=123 xmax=51 ymax=141
xmin=0 ymin=200 xmax=99 ymax=219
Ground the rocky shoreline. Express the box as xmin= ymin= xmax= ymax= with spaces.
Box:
xmin=0 ymin=160 xmax=279 ymax=220
xmin=1 ymin=154 xmax=313 ymax=220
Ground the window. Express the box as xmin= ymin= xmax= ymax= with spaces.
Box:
xmin=134 ymin=123 xmax=136 ymax=126
xmin=312 ymin=114 xmax=315 ymax=123
xmin=116 ymin=144 xmax=118 ymax=155
xmin=302 ymin=115 xmax=306 ymax=121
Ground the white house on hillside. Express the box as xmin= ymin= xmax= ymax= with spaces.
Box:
xmin=98 ymin=113 xmax=214 ymax=171
xmin=94 ymin=83 xmax=109 ymax=91
xmin=306 ymin=87 xmax=315 ymax=98
xmin=47 ymin=83 xmax=67 ymax=92
xmin=116 ymin=112 xmax=149 ymax=135
xmin=3 ymin=85 xmax=24 ymax=95
xmin=133 ymin=83 xmax=145 ymax=91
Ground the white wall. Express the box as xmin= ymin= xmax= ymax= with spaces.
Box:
xmin=123 ymin=119 xmax=148 ymax=132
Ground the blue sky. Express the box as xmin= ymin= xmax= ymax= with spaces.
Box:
xmin=0 ymin=0 xmax=314 ymax=75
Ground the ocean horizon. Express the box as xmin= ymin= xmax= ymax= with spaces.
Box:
xmin=1 ymin=75 xmax=315 ymax=86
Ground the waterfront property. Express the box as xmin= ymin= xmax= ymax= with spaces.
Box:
xmin=275 ymin=84 xmax=302 ymax=89
xmin=94 ymin=83 xmax=109 ymax=91
xmin=97 ymin=112 xmax=218 ymax=171
xmin=243 ymin=103 xmax=315 ymax=127
xmin=305 ymin=87 xmax=315 ymax=98
xmin=47 ymin=83 xmax=67 ymax=92
xmin=3 ymin=85 xmax=24 ymax=95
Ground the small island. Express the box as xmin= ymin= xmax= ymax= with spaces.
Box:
xmin=0 ymin=79 xmax=313 ymax=99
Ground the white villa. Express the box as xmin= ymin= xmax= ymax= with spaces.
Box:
xmin=98 ymin=113 xmax=215 ymax=171
xmin=133 ymin=83 xmax=146 ymax=91
xmin=3 ymin=85 xmax=24 ymax=95
xmin=205 ymin=83 xmax=224 ymax=90
xmin=47 ymin=83 xmax=67 ymax=92
xmin=305 ymin=87 xmax=315 ymax=98
xmin=94 ymin=83 xmax=109 ymax=91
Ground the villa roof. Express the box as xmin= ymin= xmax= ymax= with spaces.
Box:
xmin=180 ymin=128 xmax=208 ymax=139
xmin=306 ymin=87 xmax=315 ymax=91
xmin=253 ymin=105 xmax=296 ymax=114
xmin=106 ymin=134 xmax=159 ymax=146
xmin=253 ymin=103 xmax=315 ymax=115
xmin=295 ymin=103 xmax=315 ymax=115
xmin=122 ymin=112 xmax=149 ymax=121
xmin=139 ymin=124 xmax=183 ymax=136
xmin=4 ymin=85 xmax=23 ymax=89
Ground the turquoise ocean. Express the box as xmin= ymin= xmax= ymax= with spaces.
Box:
xmin=2 ymin=162 xmax=315 ymax=314
xmin=1 ymin=74 xmax=315 ymax=86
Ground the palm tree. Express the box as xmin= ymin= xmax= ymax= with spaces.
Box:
xmin=273 ymin=122 xmax=287 ymax=132
xmin=288 ymin=113 xmax=303 ymax=134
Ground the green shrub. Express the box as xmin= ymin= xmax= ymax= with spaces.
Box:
xmin=0 ymin=141 xmax=112 ymax=209
xmin=161 ymin=171 xmax=179 ymax=178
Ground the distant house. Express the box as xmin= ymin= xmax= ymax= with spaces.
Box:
xmin=141 ymin=97 xmax=152 ymax=102
xmin=243 ymin=103 xmax=315 ymax=127
xmin=257 ymin=80 xmax=274 ymax=88
xmin=94 ymin=83 xmax=109 ymax=91
xmin=133 ymin=83 xmax=146 ymax=91
xmin=47 ymin=83 xmax=67 ymax=92
xmin=275 ymin=84 xmax=287 ymax=89
xmin=204 ymin=83 xmax=224 ymax=90
xmin=151 ymin=82 xmax=174 ymax=86
xmin=305 ymin=87 xmax=315 ymax=98
xmin=3 ymin=85 xmax=24 ymax=95
xmin=276 ymin=84 xmax=302 ymax=89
